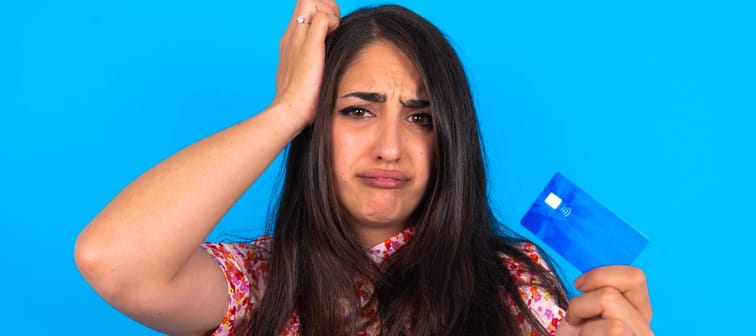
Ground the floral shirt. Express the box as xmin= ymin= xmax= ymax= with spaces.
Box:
xmin=200 ymin=227 xmax=565 ymax=336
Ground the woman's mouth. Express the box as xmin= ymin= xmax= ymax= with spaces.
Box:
xmin=356 ymin=169 xmax=410 ymax=189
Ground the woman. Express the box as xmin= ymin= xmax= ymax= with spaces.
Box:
xmin=75 ymin=1 xmax=653 ymax=335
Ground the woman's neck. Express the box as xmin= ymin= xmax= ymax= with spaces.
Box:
xmin=353 ymin=223 xmax=406 ymax=249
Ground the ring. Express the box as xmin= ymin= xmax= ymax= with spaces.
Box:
xmin=295 ymin=16 xmax=310 ymax=24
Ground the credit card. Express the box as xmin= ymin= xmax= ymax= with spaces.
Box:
xmin=520 ymin=173 xmax=649 ymax=273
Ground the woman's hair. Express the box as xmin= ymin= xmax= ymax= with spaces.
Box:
xmin=248 ymin=5 xmax=568 ymax=336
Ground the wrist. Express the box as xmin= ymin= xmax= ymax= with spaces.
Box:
xmin=260 ymin=101 xmax=314 ymax=140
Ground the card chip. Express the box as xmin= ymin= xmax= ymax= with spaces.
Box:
xmin=544 ymin=192 xmax=563 ymax=210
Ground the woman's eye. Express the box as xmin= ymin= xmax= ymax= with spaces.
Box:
xmin=408 ymin=112 xmax=433 ymax=129
xmin=338 ymin=106 xmax=373 ymax=119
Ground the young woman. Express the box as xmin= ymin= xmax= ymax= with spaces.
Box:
xmin=75 ymin=1 xmax=653 ymax=335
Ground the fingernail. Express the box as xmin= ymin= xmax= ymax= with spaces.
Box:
xmin=574 ymin=275 xmax=585 ymax=288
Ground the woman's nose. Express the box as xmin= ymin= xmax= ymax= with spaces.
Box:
xmin=373 ymin=119 xmax=401 ymax=162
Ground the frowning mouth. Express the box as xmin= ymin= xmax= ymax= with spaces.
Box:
xmin=356 ymin=169 xmax=410 ymax=189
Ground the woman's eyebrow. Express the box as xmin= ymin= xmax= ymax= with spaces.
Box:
xmin=401 ymin=99 xmax=429 ymax=109
xmin=340 ymin=92 xmax=429 ymax=108
xmin=341 ymin=92 xmax=386 ymax=102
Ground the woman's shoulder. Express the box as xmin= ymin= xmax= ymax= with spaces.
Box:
xmin=497 ymin=241 xmax=566 ymax=334
xmin=199 ymin=235 xmax=274 ymax=336
xmin=200 ymin=234 xmax=273 ymax=259
xmin=200 ymin=234 xmax=274 ymax=270
xmin=199 ymin=235 xmax=275 ymax=292
xmin=496 ymin=241 xmax=553 ymax=285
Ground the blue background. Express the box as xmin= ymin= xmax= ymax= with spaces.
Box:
xmin=2 ymin=0 xmax=754 ymax=334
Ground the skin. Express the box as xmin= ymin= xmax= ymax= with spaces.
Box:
xmin=331 ymin=41 xmax=435 ymax=248
xmin=73 ymin=0 xmax=653 ymax=335
xmin=556 ymin=266 xmax=653 ymax=336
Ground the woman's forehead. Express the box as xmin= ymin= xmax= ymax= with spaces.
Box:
xmin=336 ymin=41 xmax=427 ymax=98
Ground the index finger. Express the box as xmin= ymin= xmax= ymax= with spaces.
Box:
xmin=315 ymin=0 xmax=340 ymax=19
xmin=575 ymin=265 xmax=652 ymax=323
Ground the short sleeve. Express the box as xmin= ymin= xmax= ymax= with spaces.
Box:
xmin=200 ymin=236 xmax=273 ymax=336
xmin=499 ymin=242 xmax=566 ymax=336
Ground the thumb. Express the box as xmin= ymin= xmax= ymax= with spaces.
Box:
xmin=554 ymin=319 xmax=580 ymax=336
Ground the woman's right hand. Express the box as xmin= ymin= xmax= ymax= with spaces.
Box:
xmin=272 ymin=0 xmax=341 ymax=126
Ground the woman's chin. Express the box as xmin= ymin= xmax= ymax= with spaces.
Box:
xmin=353 ymin=210 xmax=407 ymax=230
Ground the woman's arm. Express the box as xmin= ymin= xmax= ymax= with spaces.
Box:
xmin=73 ymin=0 xmax=340 ymax=334
xmin=74 ymin=107 xmax=303 ymax=334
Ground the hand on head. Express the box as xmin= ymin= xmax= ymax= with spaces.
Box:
xmin=556 ymin=265 xmax=653 ymax=336
xmin=273 ymin=0 xmax=341 ymax=126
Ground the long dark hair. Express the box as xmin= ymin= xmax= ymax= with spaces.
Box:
xmin=248 ymin=5 xmax=568 ymax=336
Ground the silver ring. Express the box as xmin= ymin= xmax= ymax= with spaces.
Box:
xmin=295 ymin=16 xmax=310 ymax=24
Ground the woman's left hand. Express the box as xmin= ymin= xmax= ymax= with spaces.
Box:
xmin=555 ymin=266 xmax=653 ymax=336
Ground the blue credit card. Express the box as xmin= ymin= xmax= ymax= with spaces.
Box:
xmin=521 ymin=173 xmax=649 ymax=273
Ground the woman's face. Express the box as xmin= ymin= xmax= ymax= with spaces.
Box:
xmin=331 ymin=40 xmax=435 ymax=236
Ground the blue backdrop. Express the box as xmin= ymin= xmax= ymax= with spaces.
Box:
xmin=2 ymin=0 xmax=754 ymax=334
